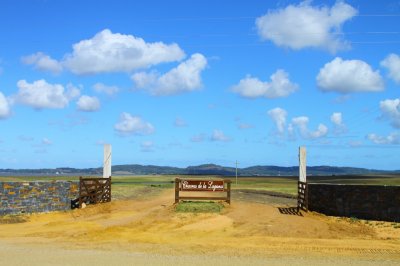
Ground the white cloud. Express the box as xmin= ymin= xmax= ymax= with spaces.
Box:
xmin=174 ymin=117 xmax=187 ymax=127
xmin=367 ymin=132 xmax=400 ymax=145
xmin=231 ymin=69 xmax=298 ymax=98
xmin=140 ymin=141 xmax=154 ymax=152
xmin=114 ymin=112 xmax=154 ymax=135
xmin=93 ymin=82 xmax=119 ymax=95
xmin=292 ymin=116 xmax=328 ymax=139
xmin=237 ymin=123 xmax=254 ymax=129
xmin=41 ymin=138 xmax=52 ymax=146
xmin=267 ymin=107 xmax=287 ymax=135
xmin=379 ymin=98 xmax=400 ymax=128
xmin=132 ymin=53 xmax=207 ymax=96
xmin=63 ymin=29 xmax=185 ymax=75
xmin=96 ymin=140 xmax=107 ymax=146
xmin=348 ymin=140 xmax=363 ymax=147
xmin=330 ymin=112 xmax=346 ymax=134
xmin=210 ymin=129 xmax=230 ymax=142
xmin=317 ymin=57 xmax=384 ymax=93
xmin=256 ymin=1 xmax=357 ymax=52
xmin=77 ymin=95 xmax=100 ymax=112
xmin=330 ymin=112 xmax=342 ymax=126
xmin=21 ymin=52 xmax=63 ymax=74
xmin=287 ymin=123 xmax=295 ymax=140
xmin=0 ymin=92 xmax=11 ymax=119
xmin=65 ymin=83 xmax=81 ymax=99
xmin=15 ymin=79 xmax=80 ymax=109
xmin=381 ymin=53 xmax=400 ymax=83
xmin=18 ymin=135 xmax=34 ymax=142
xmin=190 ymin=134 xmax=206 ymax=143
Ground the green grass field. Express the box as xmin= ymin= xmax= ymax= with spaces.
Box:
xmin=1 ymin=174 xmax=400 ymax=198
xmin=175 ymin=201 xmax=225 ymax=213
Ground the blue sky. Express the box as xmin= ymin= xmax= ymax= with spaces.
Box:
xmin=0 ymin=0 xmax=399 ymax=170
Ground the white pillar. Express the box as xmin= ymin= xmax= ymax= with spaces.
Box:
xmin=103 ymin=144 xmax=112 ymax=178
xmin=299 ymin=146 xmax=306 ymax=182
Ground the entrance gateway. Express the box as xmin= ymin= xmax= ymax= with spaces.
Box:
xmin=175 ymin=178 xmax=231 ymax=204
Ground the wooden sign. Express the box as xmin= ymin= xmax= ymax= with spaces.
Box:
xmin=175 ymin=178 xmax=231 ymax=204
xmin=180 ymin=180 xmax=224 ymax=192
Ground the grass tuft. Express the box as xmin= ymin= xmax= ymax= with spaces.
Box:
xmin=175 ymin=201 xmax=224 ymax=213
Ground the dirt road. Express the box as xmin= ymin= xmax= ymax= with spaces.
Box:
xmin=0 ymin=189 xmax=399 ymax=265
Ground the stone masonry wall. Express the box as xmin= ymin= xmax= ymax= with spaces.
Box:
xmin=308 ymin=184 xmax=400 ymax=222
xmin=0 ymin=181 xmax=79 ymax=215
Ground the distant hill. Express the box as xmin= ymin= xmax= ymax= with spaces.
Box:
xmin=0 ymin=164 xmax=398 ymax=176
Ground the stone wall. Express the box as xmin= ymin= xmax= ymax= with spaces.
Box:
xmin=308 ymin=184 xmax=400 ymax=222
xmin=0 ymin=181 xmax=79 ymax=215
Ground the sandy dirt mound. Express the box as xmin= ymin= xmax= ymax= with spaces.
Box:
xmin=1 ymin=189 xmax=400 ymax=265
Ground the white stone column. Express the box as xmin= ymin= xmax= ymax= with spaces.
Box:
xmin=299 ymin=146 xmax=306 ymax=182
xmin=103 ymin=144 xmax=112 ymax=178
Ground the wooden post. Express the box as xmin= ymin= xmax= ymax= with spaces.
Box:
xmin=305 ymin=181 xmax=308 ymax=211
xmin=175 ymin=178 xmax=180 ymax=204
xmin=79 ymin=176 xmax=82 ymax=208
xmin=227 ymin=180 xmax=231 ymax=204
xmin=297 ymin=181 xmax=308 ymax=212
xmin=109 ymin=176 xmax=112 ymax=202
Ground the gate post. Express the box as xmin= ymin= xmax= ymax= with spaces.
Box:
xmin=175 ymin=178 xmax=180 ymax=204
xmin=298 ymin=147 xmax=308 ymax=211
xmin=297 ymin=181 xmax=308 ymax=211
xmin=299 ymin=147 xmax=306 ymax=183
xmin=227 ymin=180 xmax=231 ymax=204
xmin=109 ymin=176 xmax=112 ymax=202
xmin=79 ymin=176 xmax=82 ymax=208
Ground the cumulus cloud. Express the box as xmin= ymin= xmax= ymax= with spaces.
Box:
xmin=317 ymin=57 xmax=384 ymax=93
xmin=114 ymin=112 xmax=154 ymax=136
xmin=287 ymin=123 xmax=295 ymax=140
xmin=330 ymin=112 xmax=342 ymax=126
xmin=77 ymin=95 xmax=100 ymax=112
xmin=381 ymin=53 xmax=400 ymax=83
xmin=256 ymin=1 xmax=357 ymax=52
xmin=210 ymin=130 xmax=230 ymax=142
xmin=267 ymin=107 xmax=287 ymax=135
xmin=0 ymin=92 xmax=11 ymax=119
xmin=292 ymin=116 xmax=328 ymax=139
xmin=132 ymin=53 xmax=207 ymax=96
xmin=174 ymin=117 xmax=187 ymax=127
xmin=41 ymin=138 xmax=52 ymax=146
xmin=93 ymin=82 xmax=119 ymax=95
xmin=348 ymin=140 xmax=363 ymax=147
xmin=237 ymin=123 xmax=254 ymax=129
xmin=63 ymin=29 xmax=185 ymax=75
xmin=190 ymin=134 xmax=206 ymax=143
xmin=18 ymin=135 xmax=34 ymax=142
xmin=367 ymin=132 xmax=400 ymax=145
xmin=140 ymin=141 xmax=154 ymax=152
xmin=15 ymin=79 xmax=80 ymax=109
xmin=379 ymin=98 xmax=400 ymax=128
xmin=21 ymin=52 xmax=63 ymax=74
xmin=231 ymin=69 xmax=298 ymax=98
xmin=330 ymin=112 xmax=347 ymax=134
xmin=65 ymin=83 xmax=81 ymax=99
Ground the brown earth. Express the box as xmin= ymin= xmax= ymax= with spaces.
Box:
xmin=0 ymin=189 xmax=400 ymax=265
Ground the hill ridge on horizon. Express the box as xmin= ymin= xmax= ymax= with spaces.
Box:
xmin=0 ymin=164 xmax=399 ymax=176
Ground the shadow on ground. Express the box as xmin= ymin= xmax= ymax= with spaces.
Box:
xmin=277 ymin=207 xmax=303 ymax=216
